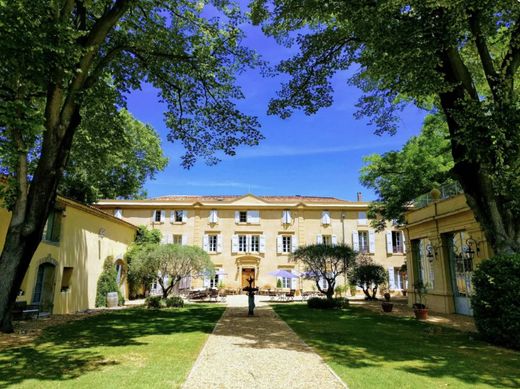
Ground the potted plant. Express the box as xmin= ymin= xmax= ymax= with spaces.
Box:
xmin=399 ymin=263 xmax=408 ymax=296
xmin=413 ymin=281 xmax=429 ymax=320
xmin=381 ymin=292 xmax=393 ymax=312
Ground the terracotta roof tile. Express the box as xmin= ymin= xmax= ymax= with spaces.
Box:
xmin=150 ymin=194 xmax=354 ymax=203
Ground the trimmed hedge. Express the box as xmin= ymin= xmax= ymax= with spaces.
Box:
xmin=472 ymin=254 xmax=520 ymax=349
xmin=307 ymin=297 xmax=349 ymax=310
xmin=145 ymin=295 xmax=184 ymax=309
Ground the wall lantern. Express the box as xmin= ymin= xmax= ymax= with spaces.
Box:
xmin=426 ymin=243 xmax=435 ymax=262
xmin=464 ymin=238 xmax=480 ymax=261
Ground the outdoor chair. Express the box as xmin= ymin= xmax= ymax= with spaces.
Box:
xmin=12 ymin=301 xmax=40 ymax=320
xmin=285 ymin=289 xmax=295 ymax=301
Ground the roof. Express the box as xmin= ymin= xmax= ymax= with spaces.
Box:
xmin=151 ymin=194 xmax=353 ymax=203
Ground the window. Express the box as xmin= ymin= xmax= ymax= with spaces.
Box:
xmin=322 ymin=235 xmax=332 ymax=246
xmin=153 ymin=210 xmax=162 ymax=223
xmin=282 ymin=236 xmax=292 ymax=253
xmin=174 ymin=210 xmax=184 ymax=222
xmin=358 ymin=231 xmax=369 ymax=253
xmin=392 ymin=231 xmax=403 ymax=253
xmin=43 ymin=209 xmax=62 ymax=243
xmin=239 ymin=211 xmax=247 ymax=223
xmin=414 ymin=239 xmax=435 ymax=289
xmin=209 ymin=235 xmax=218 ymax=252
xmin=280 ymin=275 xmax=293 ymax=288
xmin=114 ymin=208 xmax=122 ymax=219
xmin=321 ymin=211 xmax=331 ymax=225
xmin=282 ymin=210 xmax=292 ymax=224
xmin=235 ymin=210 xmax=260 ymax=224
xmin=172 ymin=234 xmax=183 ymax=245
xmin=61 ymin=267 xmax=73 ymax=292
xmin=210 ymin=273 xmax=220 ymax=288
xmin=358 ymin=211 xmax=368 ymax=225
xmin=209 ymin=210 xmax=218 ymax=223
xmin=250 ymin=235 xmax=260 ymax=252
xmin=238 ymin=235 xmax=247 ymax=252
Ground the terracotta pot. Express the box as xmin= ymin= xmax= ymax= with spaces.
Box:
xmin=414 ymin=308 xmax=429 ymax=320
xmin=402 ymin=290 xmax=407 ymax=296
xmin=382 ymin=302 xmax=393 ymax=313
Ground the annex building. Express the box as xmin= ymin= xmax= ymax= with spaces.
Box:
xmin=96 ymin=193 xmax=407 ymax=292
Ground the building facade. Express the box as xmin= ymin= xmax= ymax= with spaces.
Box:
xmin=96 ymin=194 xmax=407 ymax=292
xmin=404 ymin=189 xmax=492 ymax=315
xmin=0 ymin=197 xmax=137 ymax=314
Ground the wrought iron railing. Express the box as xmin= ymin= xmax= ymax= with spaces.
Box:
xmin=412 ymin=181 xmax=464 ymax=209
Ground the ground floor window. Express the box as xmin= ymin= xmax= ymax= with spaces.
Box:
xmin=413 ymin=239 xmax=435 ymax=290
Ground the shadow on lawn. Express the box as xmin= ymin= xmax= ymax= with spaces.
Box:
xmin=273 ymin=305 xmax=520 ymax=388
xmin=0 ymin=305 xmax=224 ymax=387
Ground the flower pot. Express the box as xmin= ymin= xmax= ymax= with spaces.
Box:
xmin=381 ymin=302 xmax=393 ymax=312
xmin=402 ymin=290 xmax=407 ymax=296
xmin=414 ymin=308 xmax=429 ymax=320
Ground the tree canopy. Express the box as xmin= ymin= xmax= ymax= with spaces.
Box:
xmin=252 ymin=0 xmax=520 ymax=254
xmin=292 ymin=243 xmax=356 ymax=300
xmin=349 ymin=255 xmax=388 ymax=300
xmin=0 ymin=0 xmax=262 ymax=332
xmin=60 ymin=109 xmax=168 ymax=203
xmin=360 ymin=113 xmax=454 ymax=229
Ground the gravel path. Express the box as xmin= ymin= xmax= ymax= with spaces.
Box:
xmin=183 ymin=295 xmax=346 ymax=389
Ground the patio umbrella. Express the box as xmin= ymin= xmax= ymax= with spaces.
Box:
xmin=269 ymin=270 xmax=298 ymax=278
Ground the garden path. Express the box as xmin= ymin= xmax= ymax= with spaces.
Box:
xmin=182 ymin=295 xmax=347 ymax=389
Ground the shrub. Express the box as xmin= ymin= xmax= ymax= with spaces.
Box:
xmin=307 ymin=297 xmax=349 ymax=310
xmin=472 ymin=254 xmax=520 ymax=349
xmin=95 ymin=257 xmax=123 ymax=307
xmin=165 ymin=296 xmax=184 ymax=308
xmin=145 ymin=295 xmax=164 ymax=309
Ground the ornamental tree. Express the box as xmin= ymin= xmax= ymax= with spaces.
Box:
xmin=291 ymin=243 xmax=356 ymax=300
xmin=0 ymin=0 xmax=261 ymax=332
xmin=349 ymin=256 xmax=388 ymax=300
xmin=251 ymin=1 xmax=520 ymax=255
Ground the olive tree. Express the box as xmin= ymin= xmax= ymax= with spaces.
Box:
xmin=350 ymin=256 xmax=388 ymax=301
xmin=292 ymin=243 xmax=356 ymax=300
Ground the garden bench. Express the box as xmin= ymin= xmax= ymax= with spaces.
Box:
xmin=12 ymin=302 xmax=40 ymax=320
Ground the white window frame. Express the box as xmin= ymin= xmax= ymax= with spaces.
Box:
xmin=358 ymin=231 xmax=369 ymax=253
xmin=282 ymin=236 xmax=292 ymax=253
xmin=238 ymin=235 xmax=247 ymax=252
xmin=250 ymin=235 xmax=260 ymax=253
xmin=209 ymin=235 xmax=218 ymax=252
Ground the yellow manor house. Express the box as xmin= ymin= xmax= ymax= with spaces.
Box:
xmin=96 ymin=193 xmax=407 ymax=292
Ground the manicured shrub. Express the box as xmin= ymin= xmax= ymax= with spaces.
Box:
xmin=472 ymin=254 xmax=520 ymax=350
xmin=307 ymin=297 xmax=349 ymax=310
xmin=95 ymin=257 xmax=123 ymax=307
xmin=165 ymin=296 xmax=184 ymax=308
xmin=145 ymin=295 xmax=165 ymax=309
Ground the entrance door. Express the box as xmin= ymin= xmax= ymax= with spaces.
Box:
xmin=241 ymin=268 xmax=255 ymax=288
xmin=32 ymin=262 xmax=56 ymax=313
xmin=446 ymin=232 xmax=474 ymax=316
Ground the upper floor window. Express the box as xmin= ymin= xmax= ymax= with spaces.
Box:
xmin=282 ymin=210 xmax=292 ymax=224
xmin=209 ymin=209 xmax=218 ymax=223
xmin=358 ymin=211 xmax=368 ymax=225
xmin=43 ymin=209 xmax=63 ymax=243
xmin=152 ymin=209 xmax=164 ymax=223
xmin=235 ymin=210 xmax=260 ymax=224
xmin=114 ymin=208 xmax=123 ymax=219
xmin=282 ymin=236 xmax=292 ymax=253
xmin=316 ymin=234 xmax=336 ymax=246
xmin=232 ymin=234 xmax=265 ymax=253
xmin=171 ymin=210 xmax=187 ymax=223
xmin=238 ymin=235 xmax=248 ymax=252
xmin=209 ymin=235 xmax=218 ymax=252
xmin=250 ymin=235 xmax=260 ymax=252
xmin=358 ymin=231 xmax=369 ymax=253
xmin=321 ymin=211 xmax=331 ymax=225
xmin=278 ymin=235 xmax=298 ymax=253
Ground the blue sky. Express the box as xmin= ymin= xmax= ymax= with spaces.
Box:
xmin=125 ymin=7 xmax=426 ymax=202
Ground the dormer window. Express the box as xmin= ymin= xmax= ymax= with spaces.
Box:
xmin=321 ymin=211 xmax=331 ymax=225
xmin=209 ymin=209 xmax=218 ymax=223
xmin=282 ymin=210 xmax=292 ymax=224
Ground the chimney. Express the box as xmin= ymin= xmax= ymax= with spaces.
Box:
xmin=357 ymin=192 xmax=363 ymax=202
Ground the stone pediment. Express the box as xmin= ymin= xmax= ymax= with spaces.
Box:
xmin=227 ymin=194 xmax=270 ymax=206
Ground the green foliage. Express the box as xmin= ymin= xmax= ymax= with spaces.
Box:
xmin=472 ymin=254 xmax=520 ymax=350
xmin=59 ymin=110 xmax=168 ymax=203
xmin=126 ymin=242 xmax=159 ymax=298
xmin=292 ymin=243 xmax=356 ymax=298
xmin=349 ymin=256 xmax=387 ymax=300
xmin=251 ymin=1 xmax=520 ymax=254
xmin=135 ymin=226 xmax=162 ymax=246
xmin=276 ymin=278 xmax=282 ymax=288
xmin=360 ymin=113 xmax=454 ymax=228
xmin=307 ymin=297 xmax=349 ymax=310
xmin=165 ymin=296 xmax=184 ymax=308
xmin=95 ymin=257 xmax=123 ymax=307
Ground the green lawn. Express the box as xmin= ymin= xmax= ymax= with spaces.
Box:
xmin=273 ymin=304 xmax=520 ymax=389
xmin=0 ymin=305 xmax=224 ymax=388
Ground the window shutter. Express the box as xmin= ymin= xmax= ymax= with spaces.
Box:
xmin=388 ymin=267 xmax=396 ymax=289
xmin=246 ymin=235 xmax=252 ymax=253
xmin=369 ymin=229 xmax=376 ymax=253
xmin=282 ymin=210 xmax=292 ymax=224
xmin=331 ymin=235 xmax=337 ymax=246
xmin=151 ymin=210 xmax=156 ymax=223
xmin=170 ymin=211 xmax=175 ymax=223
xmin=182 ymin=210 xmax=188 ymax=222
xmin=209 ymin=210 xmax=218 ymax=223
xmin=181 ymin=234 xmax=188 ymax=246
xmin=291 ymin=236 xmax=298 ymax=252
xmin=248 ymin=210 xmax=260 ymax=224
xmin=203 ymin=276 xmax=210 ymax=288
xmin=352 ymin=231 xmax=359 ymax=251
xmin=114 ymin=209 xmax=122 ymax=219
xmin=277 ymin=236 xmax=283 ymax=253
xmin=259 ymin=235 xmax=266 ymax=253
xmin=203 ymin=234 xmax=209 ymax=252
xmin=386 ymin=231 xmax=393 ymax=254
xmin=231 ymin=235 xmax=239 ymax=253
xmin=321 ymin=211 xmax=330 ymax=225
xmin=235 ymin=211 xmax=240 ymax=223
xmin=402 ymin=232 xmax=407 ymax=253
xmin=160 ymin=210 xmax=166 ymax=222
xmin=291 ymin=276 xmax=297 ymax=289
xmin=316 ymin=234 xmax=323 ymax=244
xmin=217 ymin=234 xmax=223 ymax=253
xmin=166 ymin=233 xmax=173 ymax=244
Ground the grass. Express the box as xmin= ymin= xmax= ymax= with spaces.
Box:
xmin=273 ymin=304 xmax=520 ymax=389
xmin=0 ymin=304 xmax=224 ymax=388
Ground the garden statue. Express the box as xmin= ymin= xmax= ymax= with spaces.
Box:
xmin=243 ymin=275 xmax=259 ymax=316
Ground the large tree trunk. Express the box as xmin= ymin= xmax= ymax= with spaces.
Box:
xmin=0 ymin=112 xmax=79 ymax=333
